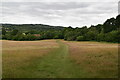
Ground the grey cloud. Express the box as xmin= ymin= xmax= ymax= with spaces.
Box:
xmin=1 ymin=2 xmax=118 ymax=27
xmin=2 ymin=0 xmax=119 ymax=2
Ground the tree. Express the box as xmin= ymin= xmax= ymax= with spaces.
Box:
xmin=97 ymin=33 xmax=105 ymax=41
xmin=95 ymin=24 xmax=103 ymax=33
xmin=12 ymin=34 xmax=24 ymax=41
xmin=11 ymin=29 xmax=19 ymax=35
xmin=4 ymin=34 xmax=12 ymax=40
xmin=84 ymin=27 xmax=98 ymax=41
xmin=64 ymin=31 xmax=77 ymax=41
xmin=103 ymin=18 xmax=116 ymax=33
xmin=26 ymin=34 xmax=37 ymax=41
xmin=1 ymin=14 xmax=120 ymax=43
xmin=115 ymin=15 xmax=120 ymax=29
xmin=84 ymin=31 xmax=97 ymax=41
xmin=104 ymin=30 xmax=119 ymax=42
xmin=76 ymin=36 xmax=84 ymax=41
xmin=2 ymin=28 xmax=6 ymax=35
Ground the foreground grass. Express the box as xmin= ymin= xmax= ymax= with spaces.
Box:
xmin=23 ymin=40 xmax=87 ymax=78
xmin=2 ymin=40 xmax=118 ymax=78
xmin=0 ymin=41 xmax=2 ymax=78
xmin=64 ymin=41 xmax=118 ymax=78
xmin=3 ymin=40 xmax=87 ymax=78
xmin=2 ymin=40 xmax=59 ymax=78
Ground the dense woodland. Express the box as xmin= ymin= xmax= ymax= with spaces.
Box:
xmin=1 ymin=15 xmax=120 ymax=43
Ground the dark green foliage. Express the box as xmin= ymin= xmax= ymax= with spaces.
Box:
xmin=64 ymin=31 xmax=77 ymax=41
xmin=53 ymin=31 xmax=64 ymax=39
xmin=25 ymin=30 xmax=39 ymax=34
xmin=2 ymin=24 xmax=64 ymax=33
xmin=1 ymin=15 xmax=120 ymax=43
xmin=11 ymin=29 xmax=19 ymax=35
xmin=84 ymin=27 xmax=98 ymax=41
xmin=103 ymin=18 xmax=115 ymax=33
xmin=84 ymin=31 xmax=97 ymax=41
xmin=104 ymin=30 xmax=119 ymax=42
xmin=12 ymin=34 xmax=24 ymax=41
xmin=116 ymin=15 xmax=120 ymax=29
xmin=2 ymin=28 xmax=6 ymax=35
xmin=76 ymin=36 xmax=84 ymax=41
xmin=97 ymin=33 xmax=105 ymax=41
xmin=95 ymin=24 xmax=103 ymax=33
xmin=103 ymin=15 xmax=119 ymax=33
xmin=3 ymin=34 xmax=12 ymax=40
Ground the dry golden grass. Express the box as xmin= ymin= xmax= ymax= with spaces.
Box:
xmin=0 ymin=40 xmax=2 ymax=78
xmin=2 ymin=40 xmax=119 ymax=78
xmin=2 ymin=40 xmax=59 ymax=78
xmin=2 ymin=40 xmax=58 ymax=50
xmin=64 ymin=41 xmax=118 ymax=78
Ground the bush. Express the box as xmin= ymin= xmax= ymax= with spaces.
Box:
xmin=76 ymin=36 xmax=84 ymax=41
xmin=12 ymin=34 xmax=25 ymax=41
xmin=64 ymin=31 xmax=77 ymax=41
xmin=104 ymin=30 xmax=119 ymax=42
xmin=84 ymin=31 xmax=97 ymax=41
xmin=97 ymin=33 xmax=105 ymax=41
xmin=4 ymin=34 xmax=13 ymax=40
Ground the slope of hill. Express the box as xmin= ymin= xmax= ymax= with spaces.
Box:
xmin=1 ymin=15 xmax=120 ymax=42
xmin=1 ymin=24 xmax=64 ymax=32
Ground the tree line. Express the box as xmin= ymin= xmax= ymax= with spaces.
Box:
xmin=1 ymin=15 xmax=120 ymax=43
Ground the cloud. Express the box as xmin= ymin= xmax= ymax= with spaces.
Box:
xmin=1 ymin=1 xmax=118 ymax=27
xmin=2 ymin=0 xmax=119 ymax=2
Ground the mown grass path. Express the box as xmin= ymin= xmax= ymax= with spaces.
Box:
xmin=23 ymin=40 xmax=86 ymax=78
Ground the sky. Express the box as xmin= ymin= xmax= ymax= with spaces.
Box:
xmin=0 ymin=0 xmax=119 ymax=27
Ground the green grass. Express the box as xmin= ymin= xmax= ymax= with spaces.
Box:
xmin=29 ymin=40 xmax=87 ymax=78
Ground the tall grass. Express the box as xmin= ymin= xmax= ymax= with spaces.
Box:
xmin=2 ymin=40 xmax=59 ymax=78
xmin=64 ymin=41 xmax=118 ymax=78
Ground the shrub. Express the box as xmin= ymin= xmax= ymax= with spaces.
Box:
xmin=84 ymin=31 xmax=97 ymax=41
xmin=97 ymin=33 xmax=105 ymax=41
xmin=76 ymin=36 xmax=84 ymax=41
xmin=104 ymin=30 xmax=119 ymax=42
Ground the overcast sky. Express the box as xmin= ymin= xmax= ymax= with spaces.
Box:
xmin=0 ymin=0 xmax=119 ymax=27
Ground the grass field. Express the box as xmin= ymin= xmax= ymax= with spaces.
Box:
xmin=2 ymin=40 xmax=118 ymax=78
xmin=64 ymin=41 xmax=118 ymax=78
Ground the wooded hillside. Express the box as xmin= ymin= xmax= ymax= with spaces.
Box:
xmin=1 ymin=15 xmax=120 ymax=43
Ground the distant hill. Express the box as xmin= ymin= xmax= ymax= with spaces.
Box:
xmin=1 ymin=15 xmax=119 ymax=42
xmin=1 ymin=24 xmax=65 ymax=32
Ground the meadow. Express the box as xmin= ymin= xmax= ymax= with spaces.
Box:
xmin=2 ymin=40 xmax=118 ymax=78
